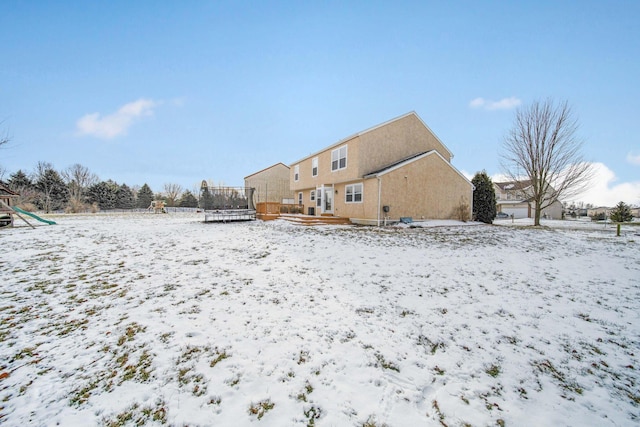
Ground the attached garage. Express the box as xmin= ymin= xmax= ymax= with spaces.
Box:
xmin=499 ymin=203 xmax=530 ymax=219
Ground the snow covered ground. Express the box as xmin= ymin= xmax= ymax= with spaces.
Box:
xmin=1 ymin=213 xmax=638 ymax=426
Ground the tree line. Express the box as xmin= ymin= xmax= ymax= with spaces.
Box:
xmin=1 ymin=162 xmax=199 ymax=213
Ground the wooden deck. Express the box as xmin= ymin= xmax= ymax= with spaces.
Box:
xmin=278 ymin=214 xmax=352 ymax=226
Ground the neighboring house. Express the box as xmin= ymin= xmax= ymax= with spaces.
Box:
xmin=289 ymin=112 xmax=473 ymax=225
xmin=587 ymin=207 xmax=610 ymax=218
xmin=244 ymin=163 xmax=294 ymax=204
xmin=494 ymin=180 xmax=563 ymax=219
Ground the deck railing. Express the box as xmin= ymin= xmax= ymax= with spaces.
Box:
xmin=256 ymin=202 xmax=304 ymax=216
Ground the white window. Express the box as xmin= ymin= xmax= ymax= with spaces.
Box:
xmin=312 ymin=157 xmax=318 ymax=177
xmin=310 ymin=190 xmax=315 ymax=201
xmin=345 ymin=183 xmax=363 ymax=203
xmin=298 ymin=192 xmax=303 ymax=205
xmin=294 ymin=165 xmax=299 ymax=182
xmin=331 ymin=145 xmax=347 ymax=171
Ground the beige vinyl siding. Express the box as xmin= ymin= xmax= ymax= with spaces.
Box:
xmin=357 ymin=113 xmax=452 ymax=177
xmin=377 ymin=154 xmax=472 ymax=220
xmin=244 ymin=163 xmax=292 ymax=204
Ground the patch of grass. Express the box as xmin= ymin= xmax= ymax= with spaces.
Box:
xmin=532 ymin=359 xmax=583 ymax=395
xmin=70 ymin=379 xmax=100 ymax=406
xmin=486 ymin=364 xmax=501 ymax=378
xmin=119 ymin=350 xmax=152 ymax=384
xmin=356 ymin=307 xmax=375 ymax=315
xmin=177 ymin=366 xmax=207 ymax=396
xmin=225 ymin=374 xmax=241 ymax=387
xmin=298 ymin=350 xmax=309 ymax=364
xmin=10 ymin=345 xmax=38 ymax=362
xmin=374 ymin=352 xmax=400 ymax=372
xmin=431 ymin=400 xmax=446 ymax=426
xmin=362 ymin=414 xmax=389 ymax=427
xmin=117 ymin=322 xmax=146 ymax=346
xmin=296 ymin=380 xmax=314 ymax=402
xmin=304 ymin=405 xmax=323 ymax=426
xmin=210 ymin=347 xmax=230 ymax=368
xmin=159 ymin=332 xmax=173 ymax=344
xmin=57 ymin=318 xmax=89 ymax=336
xmin=178 ymin=345 xmax=204 ymax=363
xmin=100 ymin=399 xmax=167 ymax=426
xmin=248 ymin=398 xmax=275 ymax=420
xmin=417 ymin=335 xmax=446 ymax=354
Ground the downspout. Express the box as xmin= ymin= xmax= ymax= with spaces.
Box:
xmin=377 ymin=176 xmax=382 ymax=227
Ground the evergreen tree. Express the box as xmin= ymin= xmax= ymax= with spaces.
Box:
xmin=200 ymin=187 xmax=213 ymax=210
xmin=472 ymin=171 xmax=497 ymax=224
xmin=136 ymin=183 xmax=154 ymax=209
xmin=7 ymin=170 xmax=38 ymax=207
xmin=34 ymin=164 xmax=68 ymax=212
xmin=86 ymin=180 xmax=119 ymax=210
xmin=610 ymin=201 xmax=633 ymax=222
xmin=8 ymin=170 xmax=32 ymax=191
xmin=116 ymin=184 xmax=135 ymax=209
xmin=179 ymin=190 xmax=199 ymax=207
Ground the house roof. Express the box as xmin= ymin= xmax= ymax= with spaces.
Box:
xmin=363 ymin=151 xmax=431 ymax=177
xmin=0 ymin=183 xmax=19 ymax=197
xmin=290 ymin=111 xmax=454 ymax=165
xmin=244 ymin=162 xmax=290 ymax=180
xmin=363 ymin=150 xmax=473 ymax=187
xmin=494 ymin=180 xmax=533 ymax=191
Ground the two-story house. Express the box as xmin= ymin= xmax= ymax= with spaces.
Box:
xmin=494 ymin=180 xmax=563 ymax=219
xmin=244 ymin=162 xmax=294 ymax=205
xmin=289 ymin=112 xmax=474 ymax=225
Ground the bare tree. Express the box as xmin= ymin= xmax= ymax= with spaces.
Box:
xmin=0 ymin=120 xmax=9 ymax=149
xmin=501 ymin=99 xmax=594 ymax=226
xmin=61 ymin=163 xmax=99 ymax=210
xmin=0 ymin=121 xmax=10 ymax=181
xmin=163 ymin=183 xmax=183 ymax=207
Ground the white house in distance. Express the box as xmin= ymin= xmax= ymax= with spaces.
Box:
xmin=494 ymin=180 xmax=563 ymax=219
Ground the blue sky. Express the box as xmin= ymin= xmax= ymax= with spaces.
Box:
xmin=2 ymin=1 xmax=639 ymax=206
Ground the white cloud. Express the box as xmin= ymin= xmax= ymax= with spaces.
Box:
xmin=626 ymin=152 xmax=640 ymax=166
xmin=469 ymin=97 xmax=521 ymax=111
xmin=76 ymin=98 xmax=159 ymax=139
xmin=563 ymin=163 xmax=640 ymax=207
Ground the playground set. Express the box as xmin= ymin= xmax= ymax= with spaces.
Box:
xmin=0 ymin=184 xmax=56 ymax=228
xmin=148 ymin=200 xmax=167 ymax=214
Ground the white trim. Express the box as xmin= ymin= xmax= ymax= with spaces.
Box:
xmin=312 ymin=157 xmax=318 ymax=177
xmin=331 ymin=145 xmax=348 ymax=171
xmin=345 ymin=183 xmax=363 ymax=203
xmin=294 ymin=164 xmax=299 ymax=182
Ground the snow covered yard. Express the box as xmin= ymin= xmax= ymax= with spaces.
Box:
xmin=1 ymin=213 xmax=638 ymax=426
